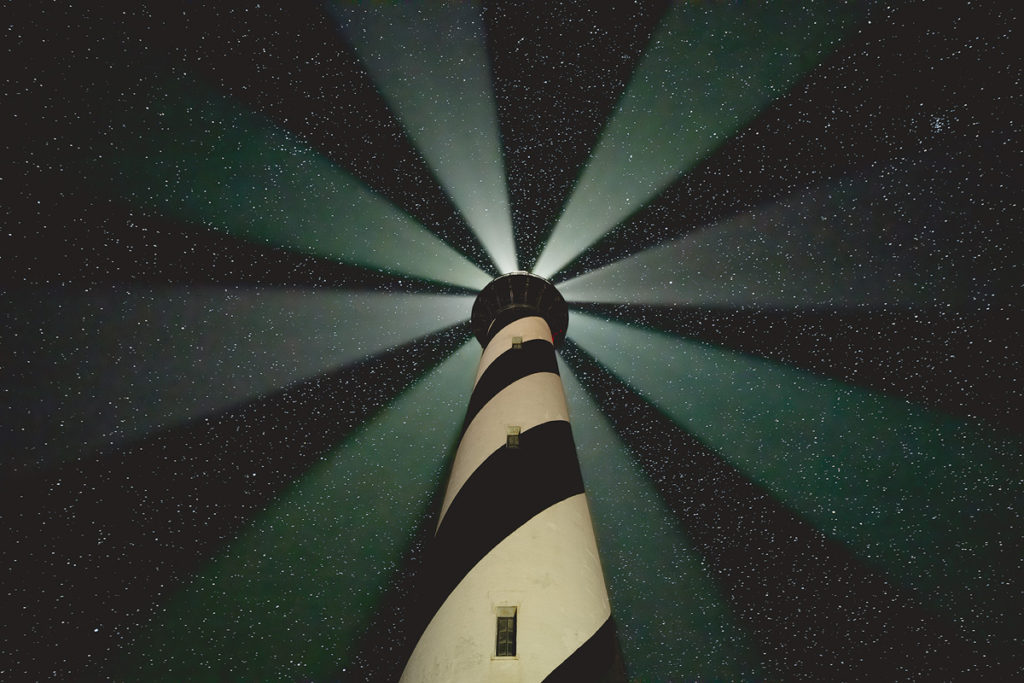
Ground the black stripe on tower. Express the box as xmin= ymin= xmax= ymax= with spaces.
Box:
xmin=461 ymin=338 xmax=559 ymax=433
xmin=410 ymin=421 xmax=584 ymax=646
xmin=542 ymin=617 xmax=627 ymax=683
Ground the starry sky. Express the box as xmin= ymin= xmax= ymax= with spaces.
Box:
xmin=3 ymin=1 xmax=1022 ymax=680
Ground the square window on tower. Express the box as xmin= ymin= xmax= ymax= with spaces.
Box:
xmin=506 ymin=425 xmax=521 ymax=449
xmin=495 ymin=606 xmax=517 ymax=657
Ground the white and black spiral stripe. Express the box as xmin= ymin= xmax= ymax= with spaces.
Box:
xmin=401 ymin=315 xmax=621 ymax=682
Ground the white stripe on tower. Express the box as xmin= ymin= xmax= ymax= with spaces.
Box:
xmin=403 ymin=495 xmax=610 ymax=681
xmin=400 ymin=273 xmax=622 ymax=682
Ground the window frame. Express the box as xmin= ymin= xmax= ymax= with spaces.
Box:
xmin=495 ymin=605 xmax=518 ymax=658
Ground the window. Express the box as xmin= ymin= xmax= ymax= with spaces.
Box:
xmin=506 ymin=425 xmax=521 ymax=449
xmin=511 ymin=336 xmax=523 ymax=350
xmin=495 ymin=606 xmax=517 ymax=657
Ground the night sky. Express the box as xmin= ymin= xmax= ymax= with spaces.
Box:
xmin=3 ymin=1 xmax=1022 ymax=680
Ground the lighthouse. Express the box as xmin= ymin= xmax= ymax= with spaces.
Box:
xmin=400 ymin=272 xmax=623 ymax=681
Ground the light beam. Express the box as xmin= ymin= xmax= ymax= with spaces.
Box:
xmin=77 ymin=71 xmax=491 ymax=291
xmin=5 ymin=288 xmax=473 ymax=469
xmin=533 ymin=2 xmax=866 ymax=279
xmin=558 ymin=164 xmax=1013 ymax=309
xmin=569 ymin=311 xmax=1022 ymax=654
xmin=332 ymin=2 xmax=518 ymax=274
xmin=113 ymin=341 xmax=479 ymax=681
xmin=558 ymin=357 xmax=761 ymax=680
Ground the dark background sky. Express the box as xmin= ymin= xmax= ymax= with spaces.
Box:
xmin=3 ymin=1 xmax=1021 ymax=680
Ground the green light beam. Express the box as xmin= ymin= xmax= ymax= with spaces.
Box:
xmin=558 ymin=167 xmax=1006 ymax=308
xmin=112 ymin=340 xmax=479 ymax=681
xmin=533 ymin=1 xmax=866 ymax=279
xmin=79 ymin=70 xmax=491 ymax=290
xmin=332 ymin=2 xmax=518 ymax=274
xmin=7 ymin=287 xmax=473 ymax=468
xmin=569 ymin=311 xmax=1022 ymax=654
xmin=558 ymin=357 xmax=762 ymax=680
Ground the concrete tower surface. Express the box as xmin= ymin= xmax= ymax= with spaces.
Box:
xmin=400 ymin=272 xmax=624 ymax=682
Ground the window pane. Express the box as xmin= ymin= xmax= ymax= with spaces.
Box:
xmin=495 ymin=608 xmax=517 ymax=657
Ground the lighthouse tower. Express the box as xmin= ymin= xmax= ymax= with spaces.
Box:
xmin=400 ymin=273 xmax=623 ymax=681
